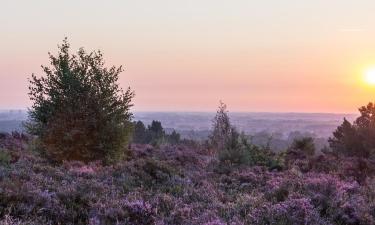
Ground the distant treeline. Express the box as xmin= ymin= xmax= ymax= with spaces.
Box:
xmin=132 ymin=120 xmax=181 ymax=146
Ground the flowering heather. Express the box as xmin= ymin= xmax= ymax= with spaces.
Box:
xmin=1 ymin=135 xmax=375 ymax=224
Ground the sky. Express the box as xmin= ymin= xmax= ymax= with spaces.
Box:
xmin=1 ymin=0 xmax=375 ymax=113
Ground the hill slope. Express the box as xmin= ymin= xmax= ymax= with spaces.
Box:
xmin=1 ymin=134 xmax=375 ymax=224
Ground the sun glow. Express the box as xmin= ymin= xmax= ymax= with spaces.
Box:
xmin=365 ymin=68 xmax=375 ymax=85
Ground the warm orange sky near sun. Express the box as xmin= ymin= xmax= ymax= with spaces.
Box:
xmin=1 ymin=0 xmax=375 ymax=113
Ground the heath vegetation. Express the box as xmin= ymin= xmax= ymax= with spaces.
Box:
xmin=2 ymin=41 xmax=375 ymax=224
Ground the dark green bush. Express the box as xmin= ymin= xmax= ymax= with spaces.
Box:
xmin=329 ymin=102 xmax=375 ymax=158
xmin=167 ymin=130 xmax=181 ymax=145
xmin=216 ymin=131 xmax=276 ymax=169
xmin=291 ymin=137 xmax=316 ymax=156
xmin=0 ymin=149 xmax=11 ymax=167
xmin=26 ymin=39 xmax=134 ymax=164
xmin=211 ymin=102 xmax=275 ymax=168
xmin=132 ymin=120 xmax=181 ymax=146
xmin=133 ymin=121 xmax=147 ymax=144
xmin=141 ymin=158 xmax=180 ymax=186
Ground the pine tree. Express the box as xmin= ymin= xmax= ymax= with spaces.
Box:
xmin=329 ymin=118 xmax=367 ymax=157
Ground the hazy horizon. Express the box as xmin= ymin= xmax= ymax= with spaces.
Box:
xmin=0 ymin=109 xmax=358 ymax=139
xmin=0 ymin=108 xmax=360 ymax=114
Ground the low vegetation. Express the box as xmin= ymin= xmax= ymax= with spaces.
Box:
xmin=1 ymin=102 xmax=375 ymax=224
xmin=210 ymin=102 xmax=279 ymax=171
xmin=2 ymin=126 xmax=375 ymax=224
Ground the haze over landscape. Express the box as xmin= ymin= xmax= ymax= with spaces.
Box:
xmin=0 ymin=110 xmax=357 ymax=139
xmin=4 ymin=1 xmax=375 ymax=224
xmin=2 ymin=0 xmax=375 ymax=112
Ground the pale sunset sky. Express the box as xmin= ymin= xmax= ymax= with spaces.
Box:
xmin=1 ymin=0 xmax=375 ymax=112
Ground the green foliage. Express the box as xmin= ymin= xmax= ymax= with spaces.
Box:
xmin=26 ymin=38 xmax=134 ymax=164
xmin=329 ymin=102 xmax=375 ymax=157
xmin=218 ymin=129 xmax=249 ymax=166
xmin=211 ymin=102 xmax=275 ymax=168
xmin=210 ymin=101 xmax=232 ymax=150
xmin=167 ymin=130 xmax=181 ymax=145
xmin=132 ymin=120 xmax=181 ymax=146
xmin=291 ymin=137 xmax=316 ymax=156
xmin=3 ymin=128 xmax=375 ymax=224
xmin=148 ymin=121 xmax=164 ymax=138
xmin=142 ymin=158 xmax=179 ymax=185
xmin=147 ymin=121 xmax=165 ymax=146
xmin=0 ymin=149 xmax=11 ymax=167
xmin=133 ymin=121 xmax=147 ymax=144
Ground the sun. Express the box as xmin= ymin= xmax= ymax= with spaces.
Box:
xmin=365 ymin=68 xmax=375 ymax=85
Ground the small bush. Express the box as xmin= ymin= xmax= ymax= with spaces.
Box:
xmin=291 ymin=137 xmax=316 ymax=156
xmin=248 ymin=198 xmax=326 ymax=225
xmin=210 ymin=102 xmax=276 ymax=169
xmin=0 ymin=149 xmax=11 ymax=167
xmin=141 ymin=158 xmax=181 ymax=188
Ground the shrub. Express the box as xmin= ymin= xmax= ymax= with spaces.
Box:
xmin=26 ymin=39 xmax=134 ymax=164
xmin=3 ymin=132 xmax=375 ymax=224
xmin=210 ymin=102 xmax=276 ymax=169
xmin=167 ymin=130 xmax=181 ymax=145
xmin=248 ymin=198 xmax=326 ymax=225
xmin=218 ymin=135 xmax=274 ymax=168
xmin=0 ymin=149 xmax=11 ymax=167
xmin=94 ymin=199 xmax=155 ymax=225
xmin=141 ymin=158 xmax=181 ymax=188
xmin=217 ymin=129 xmax=247 ymax=165
xmin=291 ymin=137 xmax=316 ymax=156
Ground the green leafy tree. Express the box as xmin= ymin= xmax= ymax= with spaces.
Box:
xmin=26 ymin=39 xmax=134 ymax=163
